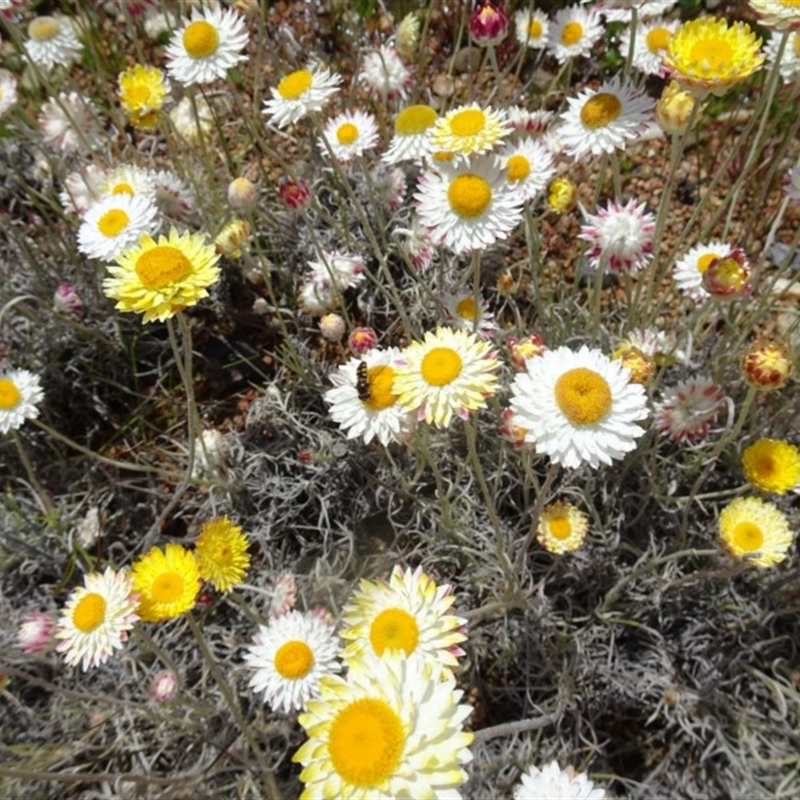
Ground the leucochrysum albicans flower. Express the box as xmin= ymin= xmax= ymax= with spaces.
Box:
xmin=0 ymin=369 xmax=44 ymax=435
xmin=263 ymin=64 xmax=341 ymax=129
xmin=77 ymin=193 xmax=159 ymax=261
xmin=718 ymin=496 xmax=793 ymax=568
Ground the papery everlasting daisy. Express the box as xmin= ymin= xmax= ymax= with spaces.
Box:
xmin=131 ymin=543 xmax=200 ymax=622
xmin=367 ymin=164 xmax=407 ymax=210
xmin=294 ymin=650 xmax=473 ymax=799
xmin=245 ymin=610 xmax=341 ymax=714
xmin=394 ymin=217 xmax=436 ymax=272
xmin=654 ymin=376 xmax=725 ymax=443
xmin=515 ymin=8 xmax=550 ymax=49
xmin=77 ymin=193 xmax=159 ymax=261
xmin=429 ymin=104 xmax=511 ymax=157
xmin=750 ymin=0 xmax=800 ymax=31
xmin=470 ymin=0 xmax=509 ymax=46
xmin=359 ymin=44 xmax=411 ymax=101
xmin=194 ymin=517 xmax=250 ymax=593
xmin=764 ymin=30 xmax=800 ymax=81
xmin=718 ymin=496 xmax=793 ymax=568
xmin=510 ymin=345 xmax=649 ymax=469
xmin=307 ymin=251 xmax=365 ymax=291
xmin=55 ymin=568 xmax=139 ymax=671
xmin=619 ymin=19 xmax=678 ymax=76
xmin=548 ymin=5 xmax=604 ymax=64
xmin=559 ymin=77 xmax=654 ymax=160
xmin=263 ymin=64 xmax=341 ymax=129
xmin=537 ymin=502 xmax=590 ymax=554
xmin=394 ymin=327 xmax=500 ymax=427
xmin=150 ymin=169 xmax=196 ymax=221
xmin=99 ymin=164 xmax=157 ymax=205
xmin=514 ymin=760 xmax=607 ymax=800
xmin=742 ymin=438 xmax=800 ymax=494
xmin=415 ymin=156 xmax=524 ymax=253
xmin=165 ymin=2 xmax=248 ymax=86
xmin=441 ymin=290 xmax=497 ymax=337
xmin=656 ymin=79 xmax=698 ymax=135
xmin=118 ymin=63 xmax=170 ymax=130
xmin=742 ymin=337 xmax=793 ymax=391
xmin=25 ymin=15 xmax=81 ymax=71
xmin=665 ymin=17 xmax=764 ymax=97
xmin=0 ymin=369 xmax=44 ymax=435
xmin=17 ymin=611 xmax=55 ymax=655
xmin=701 ymin=248 xmax=751 ymax=298
xmin=579 ymin=199 xmax=655 ymax=273
xmin=672 ymin=240 xmax=729 ymax=301
xmin=499 ymin=137 xmax=556 ymax=201
xmin=383 ymin=104 xmax=438 ymax=164
xmin=39 ymin=91 xmax=101 ymax=153
xmin=324 ymin=349 xmax=415 ymax=446
xmin=319 ymin=110 xmax=379 ymax=164
xmin=103 ymin=228 xmax=221 ymax=323
xmin=0 ymin=69 xmax=18 ymax=117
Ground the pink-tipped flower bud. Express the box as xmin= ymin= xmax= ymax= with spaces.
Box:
xmin=278 ymin=176 xmax=311 ymax=211
xmin=17 ymin=611 xmax=55 ymax=655
xmin=507 ymin=332 xmax=547 ymax=371
xmin=151 ymin=670 xmax=178 ymax=703
xmin=469 ymin=1 xmax=509 ymax=46
xmin=53 ymin=282 xmax=85 ymax=317
xmin=348 ymin=326 xmax=378 ymax=355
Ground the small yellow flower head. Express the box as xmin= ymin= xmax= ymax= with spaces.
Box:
xmin=742 ymin=438 xmax=800 ymax=494
xmin=613 ymin=344 xmax=656 ymax=386
xmin=131 ymin=543 xmax=201 ymax=622
xmin=537 ymin=502 xmax=589 ymax=554
xmin=718 ymin=496 xmax=793 ymax=568
xmin=655 ymin=80 xmax=697 ymax=135
xmin=195 ymin=517 xmax=250 ymax=593
xmin=665 ymin=17 xmax=764 ymax=97
xmin=548 ymin=176 xmax=576 ymax=213
xmin=741 ymin=337 xmax=793 ymax=391
xmin=214 ymin=219 xmax=250 ymax=258
xmin=118 ymin=64 xmax=169 ymax=131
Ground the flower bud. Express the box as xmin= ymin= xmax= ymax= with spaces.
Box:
xmin=53 ymin=281 xmax=85 ymax=317
xmin=507 ymin=333 xmax=547 ymax=371
xmin=656 ymin=80 xmax=696 ymax=135
xmin=469 ymin=1 xmax=509 ymax=46
xmin=319 ymin=312 xmax=346 ymax=341
xmin=701 ymin=249 xmax=751 ymax=298
xmin=547 ymin=176 xmax=576 ymax=213
xmin=348 ymin=326 xmax=378 ymax=354
xmin=278 ymin=176 xmax=310 ymax=211
xmin=227 ymin=177 xmax=258 ymax=208
xmin=742 ymin=337 xmax=793 ymax=391
xmin=613 ymin=344 xmax=655 ymax=385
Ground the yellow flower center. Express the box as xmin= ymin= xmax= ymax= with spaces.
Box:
xmin=733 ymin=521 xmax=763 ymax=552
xmin=28 ymin=17 xmax=61 ymax=42
xmin=336 ymin=122 xmax=359 ymax=145
xmin=561 ymin=21 xmax=584 ymax=46
xmin=529 ymin=20 xmax=543 ymax=39
xmin=97 ymin=208 xmax=130 ymax=238
xmin=506 ymin=154 xmax=531 ymax=182
xmin=278 ymin=69 xmax=312 ymax=100
xmin=690 ymin=37 xmax=733 ymax=75
xmin=274 ymin=639 xmax=314 ymax=679
xmin=456 ymin=297 xmax=477 ymax=320
xmin=709 ymin=257 xmax=748 ymax=291
xmin=395 ymin=104 xmax=437 ymax=136
xmin=779 ymin=0 xmax=800 ymax=6
xmin=134 ymin=245 xmax=194 ymax=290
xmin=447 ymin=174 xmax=492 ymax=218
xmin=150 ymin=570 xmax=186 ymax=603
xmin=182 ymin=20 xmax=220 ymax=59
xmin=0 ymin=378 xmax=21 ymax=410
xmin=364 ymin=366 xmax=398 ymax=411
xmin=111 ymin=182 xmax=135 ymax=196
xmin=369 ymin=607 xmax=420 ymax=656
xmin=420 ymin=346 xmax=463 ymax=387
xmin=794 ymin=33 xmax=800 ymax=58
xmin=580 ymin=93 xmax=623 ymax=129
xmin=449 ymin=108 xmax=486 ymax=137
xmin=554 ymin=367 xmax=612 ymax=426
xmin=124 ymin=83 xmax=153 ymax=106
xmin=72 ymin=592 xmax=107 ymax=633
xmin=549 ymin=515 xmax=572 ymax=540
xmin=752 ymin=452 xmax=777 ymax=479
xmin=646 ymin=27 xmax=672 ymax=54
xmin=696 ymin=252 xmax=720 ymax=274
xmin=433 ymin=151 xmax=454 ymax=162
xmin=328 ymin=698 xmax=405 ymax=787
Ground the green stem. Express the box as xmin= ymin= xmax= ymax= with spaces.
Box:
xmin=12 ymin=430 xmax=56 ymax=518
xmin=514 ymin=462 xmax=560 ymax=578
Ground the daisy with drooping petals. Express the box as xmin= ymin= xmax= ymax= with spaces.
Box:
xmin=499 ymin=137 xmax=556 ymax=201
xmin=750 ymin=1 xmax=800 ymax=31
xmin=99 ymin=165 xmax=157 ymax=205
xmin=55 ymin=568 xmax=139 ymax=671
xmin=619 ymin=19 xmax=679 ymax=76
xmin=307 ymin=251 xmax=365 ymax=292
xmin=514 ymin=760 xmax=607 ymax=800
xmin=764 ymin=29 xmax=800 ymax=81
xmin=718 ymin=496 xmax=793 ymax=568
xmin=0 ymin=69 xmax=18 ymax=118
xmin=150 ymin=169 xmax=196 ymax=221
xmin=77 ymin=194 xmax=159 ymax=261
xmin=319 ymin=110 xmax=380 ymax=164
xmin=359 ymin=44 xmax=411 ymax=101
xmin=339 ymin=565 xmax=467 ymax=670
xmin=415 ymin=156 xmax=524 ymax=253
xmin=39 ymin=91 xmax=101 ymax=153
xmin=131 ymin=543 xmax=200 ymax=622
xmin=579 ymin=199 xmax=655 ymax=273
xmin=194 ymin=517 xmax=250 ymax=593
xmin=510 ymin=345 xmax=649 ymax=469
xmin=383 ymin=104 xmax=438 ymax=164
xmin=429 ymin=104 xmax=511 ymax=157
xmin=441 ymin=290 xmax=497 ymax=337
xmin=103 ymin=228 xmax=221 ymax=323
xmin=263 ymin=64 xmax=341 ymax=129
xmin=24 ymin=16 xmax=82 ymax=72
xmin=165 ymin=2 xmax=248 ymax=86
xmin=118 ymin=63 xmax=170 ymax=130
xmin=537 ymin=502 xmax=590 ymax=554
xmin=0 ymin=369 xmax=44 ymax=435
xmin=558 ymin=77 xmax=654 ymax=160
xmin=672 ymin=240 xmax=730 ymax=301
xmin=742 ymin=438 xmax=800 ymax=494
xmin=324 ymin=348 xmax=415 ymax=446
xmin=294 ymin=650 xmax=474 ymax=799
xmin=654 ymin=377 xmax=725 ymax=443
xmin=515 ymin=8 xmax=549 ymax=49
xmin=665 ymin=17 xmax=764 ymax=97
xmin=245 ymin=610 xmax=341 ymax=714
xmin=394 ymin=327 xmax=500 ymax=428
xmin=548 ymin=5 xmax=604 ymax=64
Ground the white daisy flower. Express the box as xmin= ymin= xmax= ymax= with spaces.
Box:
xmin=383 ymin=104 xmax=438 ymax=165
xmin=415 ymin=155 xmax=525 ymax=253
xmin=244 ymin=610 xmax=341 ymax=714
xmin=0 ymin=369 xmax=44 ymax=435
xmin=547 ymin=5 xmax=604 ymax=64
xmin=0 ymin=69 xmax=18 ymax=117
xmin=441 ymin=290 xmax=497 ymax=337
xmin=654 ymin=376 xmax=725 ymax=443
xmin=55 ymin=567 xmax=139 ymax=671
xmin=672 ymin=240 xmax=730 ymax=301
xmin=98 ymin=165 xmax=157 ymax=205
xmin=263 ymin=64 xmax=341 ymax=129
xmin=558 ymin=76 xmax=654 ymax=159
xmin=499 ymin=136 xmax=557 ymax=201
xmin=24 ymin=15 xmax=82 ymax=72
xmin=765 ymin=30 xmax=800 ymax=82
xmin=514 ymin=760 xmax=607 ymax=800
xmin=318 ymin=110 xmax=380 ymax=164
xmin=307 ymin=251 xmax=365 ymax=291
xmin=515 ymin=8 xmax=550 ymax=49
xmin=324 ymin=348 xmax=415 ymax=446
xmin=77 ymin=194 xmax=159 ymax=261
xmin=38 ymin=91 xmax=101 ymax=153
xmin=579 ymin=198 xmax=656 ymax=273
xmin=59 ymin=165 xmax=105 ymax=215
xmin=358 ymin=44 xmax=411 ymax=101
xmin=619 ymin=18 xmax=678 ymax=76
xmin=165 ymin=2 xmax=248 ymax=86
xmin=749 ymin=0 xmax=800 ymax=31
xmin=507 ymin=107 xmax=554 ymax=136
xmin=429 ymin=103 xmax=511 ymax=158
xmin=509 ymin=345 xmax=649 ymax=469
xmin=537 ymin=503 xmax=591 ymax=554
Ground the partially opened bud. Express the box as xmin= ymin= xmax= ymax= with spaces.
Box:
xmin=742 ymin=337 xmax=793 ymax=391
xmin=469 ymin=1 xmax=509 ymax=46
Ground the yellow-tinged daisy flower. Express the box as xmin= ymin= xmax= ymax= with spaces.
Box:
xmin=55 ymin=567 xmax=139 ymax=671
xmin=547 ymin=5 xmax=604 ymax=64
xmin=339 ymin=565 xmax=467 ymax=670
xmin=319 ymin=110 xmax=380 ymax=164
xmin=165 ymin=2 xmax=248 ymax=86
xmin=750 ymin=1 xmax=800 ymax=31
xmin=118 ymin=64 xmax=170 ymax=130
xmin=244 ymin=610 xmax=341 ymax=714
xmin=25 ymin=15 xmax=82 ymax=71
xmin=499 ymin=136 xmax=556 ymax=201
xmin=718 ymin=496 xmax=793 ymax=568
xmin=0 ymin=368 xmax=43 ymax=435
xmin=515 ymin=8 xmax=550 ymax=49
xmin=548 ymin=175 xmax=577 ymax=213
xmin=194 ymin=516 xmax=250 ymax=593
xmin=742 ymin=438 xmax=800 ymax=494
xmin=394 ymin=327 xmax=500 ymax=428
xmin=510 ymin=345 xmax=649 ymax=469
xmin=103 ymin=228 xmax=221 ymax=323
xmin=665 ymin=17 xmax=764 ymax=97
xmin=383 ymin=104 xmax=438 ymax=165
xmin=429 ymin=103 xmax=511 ymax=158
xmin=131 ymin=543 xmax=200 ymax=622
xmin=293 ymin=650 xmax=474 ymax=799
xmin=537 ymin=502 xmax=590 ymax=554
xmin=263 ymin=64 xmax=341 ymax=129
xmin=514 ymin=760 xmax=606 ymax=800
xmin=77 ymin=193 xmax=159 ymax=261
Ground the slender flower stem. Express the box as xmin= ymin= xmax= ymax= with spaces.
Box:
xmin=514 ymin=462 xmax=560 ymax=578
xmin=12 ymin=430 xmax=55 ymax=518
